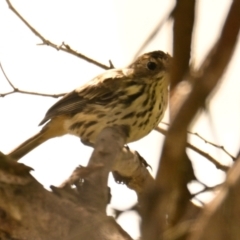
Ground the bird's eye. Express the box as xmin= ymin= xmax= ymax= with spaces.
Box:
xmin=147 ymin=61 xmax=157 ymax=70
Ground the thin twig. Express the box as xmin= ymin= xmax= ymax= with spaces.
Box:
xmin=192 ymin=132 xmax=236 ymax=161
xmin=159 ymin=122 xmax=236 ymax=161
xmin=0 ymin=89 xmax=65 ymax=98
xmin=155 ymin=126 xmax=229 ymax=172
xmin=0 ymin=62 xmax=15 ymax=89
xmin=133 ymin=9 xmax=173 ymax=59
xmin=6 ymin=0 xmax=111 ymax=70
xmin=0 ymin=62 xmax=65 ymax=98
xmin=186 ymin=143 xmax=229 ymax=172
xmin=191 ymin=182 xmax=222 ymax=198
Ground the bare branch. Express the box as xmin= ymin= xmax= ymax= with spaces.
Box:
xmin=0 ymin=152 xmax=132 ymax=240
xmin=6 ymin=0 xmax=110 ymax=70
xmin=160 ymin=122 xmax=236 ymax=161
xmin=170 ymin=0 xmax=195 ymax=90
xmin=0 ymin=62 xmax=15 ymax=89
xmin=187 ymin=142 xmax=229 ymax=172
xmin=191 ymin=132 xmax=236 ymax=161
xmin=0 ymin=90 xmax=64 ymax=98
xmin=0 ymin=62 xmax=65 ymax=98
xmin=188 ymin=152 xmax=240 ymax=240
xmin=142 ymin=0 xmax=240 ymax=238
xmin=133 ymin=9 xmax=173 ymax=59
xmin=155 ymin=126 xmax=229 ymax=172
xmin=191 ymin=182 xmax=222 ymax=199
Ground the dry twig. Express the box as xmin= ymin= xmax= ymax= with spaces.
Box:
xmin=0 ymin=62 xmax=65 ymax=98
xmin=155 ymin=126 xmax=229 ymax=172
xmin=6 ymin=0 xmax=110 ymax=70
xmin=191 ymin=132 xmax=236 ymax=161
xmin=160 ymin=122 xmax=236 ymax=161
xmin=133 ymin=9 xmax=173 ymax=59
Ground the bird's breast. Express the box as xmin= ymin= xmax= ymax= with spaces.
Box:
xmin=64 ymin=78 xmax=168 ymax=144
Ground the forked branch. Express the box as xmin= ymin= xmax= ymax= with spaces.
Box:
xmin=0 ymin=62 xmax=65 ymax=98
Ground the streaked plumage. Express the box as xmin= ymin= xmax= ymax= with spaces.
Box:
xmin=8 ymin=50 xmax=171 ymax=161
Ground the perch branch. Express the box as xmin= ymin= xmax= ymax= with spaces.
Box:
xmin=0 ymin=152 xmax=132 ymax=240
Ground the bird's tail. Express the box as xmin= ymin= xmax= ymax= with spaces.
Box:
xmin=8 ymin=130 xmax=50 ymax=161
xmin=8 ymin=117 xmax=66 ymax=161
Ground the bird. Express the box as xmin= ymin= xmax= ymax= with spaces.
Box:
xmin=8 ymin=50 xmax=171 ymax=161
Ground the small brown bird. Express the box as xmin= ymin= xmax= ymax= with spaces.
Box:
xmin=8 ymin=51 xmax=171 ymax=161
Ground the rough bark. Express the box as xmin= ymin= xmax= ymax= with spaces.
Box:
xmin=0 ymin=127 xmax=154 ymax=240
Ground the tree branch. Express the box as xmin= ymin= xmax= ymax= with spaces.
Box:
xmin=191 ymin=132 xmax=236 ymax=161
xmin=0 ymin=127 xmax=134 ymax=240
xmin=142 ymin=0 xmax=240 ymax=238
xmin=155 ymin=126 xmax=229 ymax=172
xmin=133 ymin=9 xmax=173 ymax=59
xmin=188 ymin=152 xmax=240 ymax=240
xmin=0 ymin=62 xmax=65 ymax=98
xmin=6 ymin=0 xmax=111 ymax=70
xmin=160 ymin=122 xmax=236 ymax=161
xmin=170 ymin=0 xmax=195 ymax=90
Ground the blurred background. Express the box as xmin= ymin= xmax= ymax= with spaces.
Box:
xmin=0 ymin=0 xmax=239 ymax=238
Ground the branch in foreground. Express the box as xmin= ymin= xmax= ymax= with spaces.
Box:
xmin=188 ymin=153 xmax=240 ymax=240
xmin=170 ymin=0 xmax=195 ymax=90
xmin=190 ymin=182 xmax=222 ymax=199
xmin=6 ymin=0 xmax=110 ymax=70
xmin=0 ymin=62 xmax=65 ymax=98
xmin=142 ymin=0 xmax=240 ymax=238
xmin=0 ymin=127 xmax=135 ymax=240
xmin=0 ymin=126 xmax=155 ymax=239
xmin=0 ymin=163 xmax=131 ymax=240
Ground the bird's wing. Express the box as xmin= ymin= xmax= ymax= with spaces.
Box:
xmin=39 ymin=69 xmax=133 ymax=125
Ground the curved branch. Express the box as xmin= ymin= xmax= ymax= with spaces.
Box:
xmin=6 ymin=0 xmax=111 ymax=70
